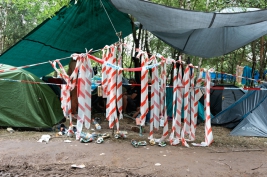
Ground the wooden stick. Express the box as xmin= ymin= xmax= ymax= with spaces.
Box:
xmin=232 ymin=149 xmax=264 ymax=152
xmin=251 ymin=164 xmax=263 ymax=170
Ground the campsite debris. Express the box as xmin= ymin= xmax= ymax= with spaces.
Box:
xmin=131 ymin=140 xmax=147 ymax=148
xmin=131 ymin=139 xmax=138 ymax=148
xmin=149 ymin=139 xmax=156 ymax=146
xmin=96 ymin=137 xmax=104 ymax=144
xmin=138 ymin=141 xmax=147 ymax=146
xmin=100 ymin=133 xmax=110 ymax=139
xmin=67 ymin=125 xmax=77 ymax=137
xmin=114 ymin=131 xmax=127 ymax=139
xmin=232 ymin=149 xmax=264 ymax=152
xmin=80 ymin=132 xmax=95 ymax=143
xmin=215 ymin=161 xmax=232 ymax=170
xmin=64 ymin=140 xmax=72 ymax=143
xmin=6 ymin=127 xmax=14 ymax=133
xmin=155 ymin=163 xmax=161 ymax=166
xmin=37 ymin=135 xmax=51 ymax=144
xmin=71 ymin=164 xmax=85 ymax=169
xmin=158 ymin=141 xmax=167 ymax=147
xmin=92 ymin=118 xmax=101 ymax=130
xmin=251 ymin=164 xmax=263 ymax=170
xmin=94 ymin=117 xmax=101 ymax=124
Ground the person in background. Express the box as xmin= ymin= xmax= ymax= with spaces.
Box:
xmin=123 ymin=78 xmax=140 ymax=115
xmin=67 ymin=58 xmax=78 ymax=118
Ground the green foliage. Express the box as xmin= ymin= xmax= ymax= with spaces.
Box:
xmin=0 ymin=0 xmax=70 ymax=53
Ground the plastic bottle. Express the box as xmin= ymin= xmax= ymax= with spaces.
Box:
xmin=93 ymin=119 xmax=101 ymax=130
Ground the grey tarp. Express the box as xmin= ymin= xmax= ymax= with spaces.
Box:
xmin=230 ymin=83 xmax=267 ymax=137
xmin=110 ymin=0 xmax=267 ymax=58
xmin=211 ymin=84 xmax=267 ymax=133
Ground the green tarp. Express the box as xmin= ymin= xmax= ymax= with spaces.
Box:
xmin=0 ymin=0 xmax=132 ymax=77
xmin=0 ymin=64 xmax=64 ymax=128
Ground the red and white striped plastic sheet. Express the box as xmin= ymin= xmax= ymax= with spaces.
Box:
xmin=180 ymin=65 xmax=191 ymax=147
xmin=169 ymin=58 xmax=180 ymax=145
xmin=158 ymin=55 xmax=168 ymax=141
xmin=105 ymin=46 xmax=119 ymax=129
xmin=192 ymin=69 xmax=214 ymax=147
xmin=49 ymin=60 xmax=72 ymax=125
xmin=67 ymin=54 xmax=93 ymax=140
xmin=148 ymin=58 xmax=161 ymax=139
xmin=61 ymin=45 xmax=215 ymax=146
xmin=116 ymin=44 xmax=123 ymax=121
xmin=189 ymin=69 xmax=204 ymax=141
xmin=137 ymin=50 xmax=149 ymax=126
xmin=189 ymin=66 xmax=196 ymax=141
xmin=170 ymin=59 xmax=184 ymax=145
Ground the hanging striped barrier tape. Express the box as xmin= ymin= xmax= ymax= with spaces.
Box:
xmin=139 ymin=51 xmax=149 ymax=127
xmin=117 ymin=44 xmax=123 ymax=122
xmin=153 ymin=59 xmax=160 ymax=130
xmin=4 ymin=42 xmax=265 ymax=148
xmin=107 ymin=46 xmax=119 ymax=130
xmin=192 ymin=69 xmax=214 ymax=147
xmin=180 ymin=65 xmax=190 ymax=147
xmin=189 ymin=69 xmax=204 ymax=141
xmin=169 ymin=58 xmax=180 ymax=145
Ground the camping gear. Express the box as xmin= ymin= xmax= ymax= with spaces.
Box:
xmin=0 ymin=0 xmax=132 ymax=77
xmin=0 ymin=64 xmax=64 ymax=128
xmin=212 ymin=83 xmax=267 ymax=137
xmin=200 ymin=85 xmax=245 ymax=116
xmin=166 ymin=87 xmax=207 ymax=123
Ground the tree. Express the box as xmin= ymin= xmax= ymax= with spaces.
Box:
xmin=0 ymin=0 xmax=70 ymax=54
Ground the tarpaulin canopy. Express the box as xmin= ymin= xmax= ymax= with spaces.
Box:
xmin=0 ymin=0 xmax=132 ymax=77
xmin=0 ymin=64 xmax=64 ymax=128
xmin=110 ymin=0 xmax=267 ymax=58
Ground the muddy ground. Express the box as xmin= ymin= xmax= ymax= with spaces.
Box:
xmin=0 ymin=113 xmax=267 ymax=177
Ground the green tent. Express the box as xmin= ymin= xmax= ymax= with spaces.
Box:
xmin=0 ymin=64 xmax=64 ymax=128
xmin=0 ymin=0 xmax=132 ymax=77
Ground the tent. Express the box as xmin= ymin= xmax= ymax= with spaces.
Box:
xmin=200 ymin=85 xmax=245 ymax=116
xmin=166 ymin=87 xmax=207 ymax=123
xmin=0 ymin=64 xmax=64 ymax=128
xmin=211 ymin=84 xmax=267 ymax=133
xmin=110 ymin=0 xmax=267 ymax=58
xmin=0 ymin=0 xmax=132 ymax=77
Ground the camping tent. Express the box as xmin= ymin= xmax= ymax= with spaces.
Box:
xmin=110 ymin=0 xmax=267 ymax=58
xmin=0 ymin=64 xmax=64 ymax=128
xmin=200 ymin=85 xmax=245 ymax=116
xmin=0 ymin=0 xmax=132 ymax=77
xmin=166 ymin=87 xmax=206 ymax=123
xmin=211 ymin=84 xmax=267 ymax=133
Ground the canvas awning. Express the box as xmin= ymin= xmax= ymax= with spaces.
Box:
xmin=110 ymin=0 xmax=267 ymax=58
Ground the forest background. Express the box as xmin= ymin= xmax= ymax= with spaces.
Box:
xmin=1 ymin=0 xmax=267 ymax=86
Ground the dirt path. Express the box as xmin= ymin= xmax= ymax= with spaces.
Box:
xmin=0 ymin=115 xmax=267 ymax=176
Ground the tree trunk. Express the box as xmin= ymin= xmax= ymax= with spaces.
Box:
xmin=130 ymin=16 xmax=142 ymax=83
xmin=251 ymin=41 xmax=256 ymax=87
xmin=259 ymin=37 xmax=265 ymax=80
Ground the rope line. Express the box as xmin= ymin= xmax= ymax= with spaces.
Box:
xmin=99 ymin=0 xmax=119 ymax=40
